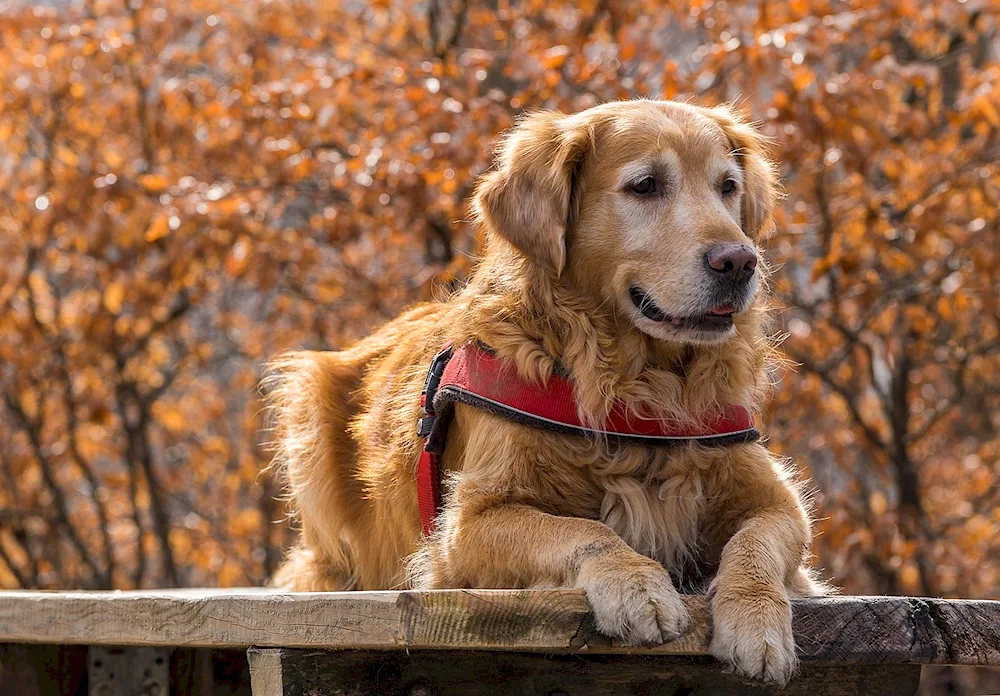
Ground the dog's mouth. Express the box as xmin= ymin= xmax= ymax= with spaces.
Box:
xmin=628 ymin=286 xmax=736 ymax=332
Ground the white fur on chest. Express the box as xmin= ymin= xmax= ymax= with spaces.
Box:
xmin=597 ymin=451 xmax=707 ymax=571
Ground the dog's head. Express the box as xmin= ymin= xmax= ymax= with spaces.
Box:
xmin=473 ymin=100 xmax=779 ymax=345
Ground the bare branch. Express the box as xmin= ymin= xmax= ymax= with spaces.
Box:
xmin=0 ymin=534 xmax=28 ymax=589
xmin=429 ymin=0 xmax=469 ymax=59
xmin=905 ymin=339 xmax=1000 ymax=445
xmin=786 ymin=348 xmax=888 ymax=454
xmin=113 ymin=380 xmax=179 ymax=587
xmin=118 ymin=292 xmax=192 ymax=366
xmin=2 ymin=392 xmax=106 ymax=587
xmin=22 ymin=244 xmax=117 ymax=586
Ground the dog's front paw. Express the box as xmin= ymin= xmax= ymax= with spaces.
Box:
xmin=710 ymin=580 xmax=796 ymax=684
xmin=578 ymin=553 xmax=690 ymax=645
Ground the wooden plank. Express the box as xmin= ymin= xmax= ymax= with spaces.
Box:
xmin=792 ymin=596 xmax=1000 ymax=666
xmin=0 ymin=591 xmax=997 ymax=666
xmin=247 ymin=649 xmax=282 ymax=696
xmin=247 ymin=648 xmax=923 ymax=696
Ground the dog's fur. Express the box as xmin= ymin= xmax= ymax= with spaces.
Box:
xmin=264 ymin=100 xmax=828 ymax=684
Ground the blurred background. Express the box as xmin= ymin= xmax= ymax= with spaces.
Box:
xmin=0 ymin=0 xmax=997 ymax=682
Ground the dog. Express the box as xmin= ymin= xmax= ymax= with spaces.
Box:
xmin=264 ymin=99 xmax=828 ymax=684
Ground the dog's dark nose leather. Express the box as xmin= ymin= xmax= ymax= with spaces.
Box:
xmin=705 ymin=243 xmax=758 ymax=282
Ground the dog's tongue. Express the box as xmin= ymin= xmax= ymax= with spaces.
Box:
xmin=709 ymin=304 xmax=736 ymax=316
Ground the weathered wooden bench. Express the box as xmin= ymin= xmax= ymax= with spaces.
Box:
xmin=0 ymin=589 xmax=997 ymax=695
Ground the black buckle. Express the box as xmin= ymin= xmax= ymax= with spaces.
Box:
xmin=420 ymin=346 xmax=453 ymax=415
xmin=417 ymin=346 xmax=453 ymax=438
xmin=417 ymin=416 xmax=435 ymax=438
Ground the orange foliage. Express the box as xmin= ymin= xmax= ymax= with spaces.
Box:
xmin=0 ymin=0 xmax=996 ymax=600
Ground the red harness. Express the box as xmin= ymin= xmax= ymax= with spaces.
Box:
xmin=416 ymin=343 xmax=760 ymax=536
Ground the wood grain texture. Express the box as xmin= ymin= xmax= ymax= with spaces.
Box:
xmin=247 ymin=648 xmax=283 ymax=696
xmin=248 ymin=648 xmax=923 ymax=696
xmin=0 ymin=590 xmax=997 ymax=666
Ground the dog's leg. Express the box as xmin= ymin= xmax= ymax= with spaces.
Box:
xmin=271 ymin=529 xmax=358 ymax=592
xmin=417 ymin=502 xmax=690 ymax=646
xmin=788 ymin=565 xmax=834 ymax=597
xmin=271 ymin=546 xmax=353 ymax=591
xmin=708 ymin=508 xmax=809 ymax=685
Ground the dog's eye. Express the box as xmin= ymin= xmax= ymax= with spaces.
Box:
xmin=627 ymin=176 xmax=657 ymax=196
xmin=721 ymin=178 xmax=739 ymax=196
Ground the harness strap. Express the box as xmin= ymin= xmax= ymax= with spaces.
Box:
xmin=416 ymin=346 xmax=452 ymax=537
xmin=416 ymin=449 xmax=441 ymax=538
xmin=416 ymin=343 xmax=760 ymax=535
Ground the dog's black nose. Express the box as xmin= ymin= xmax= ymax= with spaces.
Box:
xmin=705 ymin=243 xmax=757 ymax=282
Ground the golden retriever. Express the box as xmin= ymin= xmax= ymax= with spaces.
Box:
xmin=264 ymin=99 xmax=827 ymax=684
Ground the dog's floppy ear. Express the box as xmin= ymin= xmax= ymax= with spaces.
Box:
xmin=473 ymin=111 xmax=591 ymax=276
xmin=705 ymin=105 xmax=780 ymax=240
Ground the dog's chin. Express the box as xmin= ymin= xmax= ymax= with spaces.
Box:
xmin=632 ymin=314 xmax=738 ymax=345
xmin=625 ymin=285 xmax=743 ymax=345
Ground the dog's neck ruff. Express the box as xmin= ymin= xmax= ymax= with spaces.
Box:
xmin=416 ymin=343 xmax=760 ymax=536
